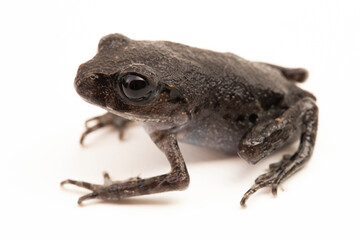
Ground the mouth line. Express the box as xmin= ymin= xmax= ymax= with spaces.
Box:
xmin=106 ymin=107 xmax=172 ymax=123
xmin=80 ymin=95 xmax=173 ymax=123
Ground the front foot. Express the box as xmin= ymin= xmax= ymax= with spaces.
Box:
xmin=61 ymin=172 xmax=141 ymax=205
xmin=80 ymin=112 xmax=133 ymax=145
xmin=240 ymin=155 xmax=292 ymax=207
xmin=63 ymin=132 xmax=190 ymax=206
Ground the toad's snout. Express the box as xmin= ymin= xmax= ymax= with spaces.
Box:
xmin=74 ymin=72 xmax=111 ymax=107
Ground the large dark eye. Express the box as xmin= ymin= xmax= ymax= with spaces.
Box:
xmin=118 ymin=74 xmax=153 ymax=101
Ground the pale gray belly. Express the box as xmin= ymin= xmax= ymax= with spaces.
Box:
xmin=177 ymin=119 xmax=248 ymax=155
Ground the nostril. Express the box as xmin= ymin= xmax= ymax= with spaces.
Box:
xmin=74 ymin=73 xmax=111 ymax=108
xmin=88 ymin=73 xmax=110 ymax=86
xmin=89 ymin=74 xmax=98 ymax=81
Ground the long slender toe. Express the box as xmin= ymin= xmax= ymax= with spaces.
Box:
xmin=78 ymin=192 xmax=99 ymax=205
xmin=61 ymin=179 xmax=101 ymax=191
xmin=240 ymin=184 xmax=263 ymax=207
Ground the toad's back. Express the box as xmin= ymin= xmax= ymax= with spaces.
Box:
xmin=169 ymin=47 xmax=313 ymax=153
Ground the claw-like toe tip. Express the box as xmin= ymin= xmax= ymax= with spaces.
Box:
xmin=103 ymin=171 xmax=110 ymax=178
xmin=118 ymin=131 xmax=125 ymax=141
xmin=272 ymin=186 xmax=278 ymax=197
xmin=78 ymin=192 xmax=99 ymax=205
xmin=60 ymin=180 xmax=69 ymax=186
xmin=240 ymin=198 xmax=247 ymax=208
xmin=80 ymin=133 xmax=88 ymax=146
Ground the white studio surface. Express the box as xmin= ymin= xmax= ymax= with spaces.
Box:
xmin=1 ymin=0 xmax=359 ymax=239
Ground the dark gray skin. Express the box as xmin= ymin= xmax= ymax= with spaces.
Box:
xmin=61 ymin=34 xmax=318 ymax=207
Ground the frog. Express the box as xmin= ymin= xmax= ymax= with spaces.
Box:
xmin=61 ymin=34 xmax=318 ymax=207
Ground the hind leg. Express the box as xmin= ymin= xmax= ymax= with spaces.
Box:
xmin=262 ymin=63 xmax=309 ymax=82
xmin=238 ymin=97 xmax=318 ymax=207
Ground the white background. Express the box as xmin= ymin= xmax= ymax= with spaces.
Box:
xmin=1 ymin=0 xmax=359 ymax=239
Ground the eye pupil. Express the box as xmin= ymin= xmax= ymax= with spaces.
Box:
xmin=119 ymin=74 xmax=153 ymax=101
xmin=129 ymin=79 xmax=146 ymax=90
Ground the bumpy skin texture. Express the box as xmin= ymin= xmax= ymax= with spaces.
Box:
xmin=61 ymin=34 xmax=318 ymax=207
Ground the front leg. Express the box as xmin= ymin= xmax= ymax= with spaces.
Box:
xmin=61 ymin=131 xmax=189 ymax=204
